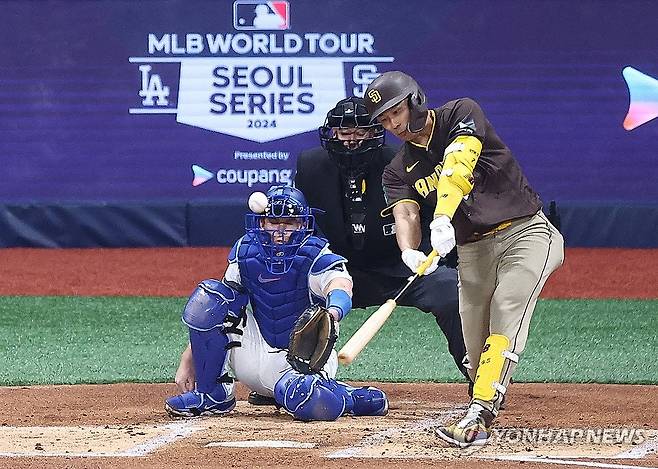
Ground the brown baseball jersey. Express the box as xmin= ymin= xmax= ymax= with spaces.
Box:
xmin=381 ymin=98 xmax=542 ymax=245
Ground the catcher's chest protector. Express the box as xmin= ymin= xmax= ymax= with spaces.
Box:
xmin=237 ymin=236 xmax=326 ymax=349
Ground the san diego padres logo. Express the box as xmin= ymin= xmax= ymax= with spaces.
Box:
xmin=367 ymin=89 xmax=382 ymax=103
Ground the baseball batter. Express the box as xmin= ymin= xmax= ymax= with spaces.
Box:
xmin=364 ymin=71 xmax=564 ymax=447
xmin=165 ymin=185 xmax=388 ymax=421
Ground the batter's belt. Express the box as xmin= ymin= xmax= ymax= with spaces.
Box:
xmin=464 ymin=214 xmax=535 ymax=243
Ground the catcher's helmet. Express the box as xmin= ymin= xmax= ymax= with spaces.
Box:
xmin=245 ymin=185 xmax=315 ymax=274
xmin=363 ymin=71 xmax=428 ymax=133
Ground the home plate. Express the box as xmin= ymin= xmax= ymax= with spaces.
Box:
xmin=206 ymin=440 xmax=317 ymax=449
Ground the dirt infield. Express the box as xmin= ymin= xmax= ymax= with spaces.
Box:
xmin=0 ymin=383 xmax=656 ymax=468
xmin=1 ymin=247 xmax=657 ymax=298
xmin=0 ymin=247 xmax=657 ymax=468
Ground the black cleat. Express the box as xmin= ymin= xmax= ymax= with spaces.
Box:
xmin=247 ymin=391 xmax=278 ymax=406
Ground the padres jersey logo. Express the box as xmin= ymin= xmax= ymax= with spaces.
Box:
xmin=367 ymin=89 xmax=382 ymax=103
xmin=413 ymin=163 xmax=444 ymax=198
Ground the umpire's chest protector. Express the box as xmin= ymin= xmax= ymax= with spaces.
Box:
xmin=296 ymin=146 xmax=402 ymax=270
xmin=235 ymin=236 xmax=337 ymax=349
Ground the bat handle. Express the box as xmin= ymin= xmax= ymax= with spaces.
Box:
xmin=415 ymin=250 xmax=438 ymax=276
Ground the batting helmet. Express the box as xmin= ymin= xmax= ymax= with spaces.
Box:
xmin=245 ymin=185 xmax=316 ymax=274
xmin=363 ymin=71 xmax=428 ymax=133
xmin=318 ymin=97 xmax=385 ymax=166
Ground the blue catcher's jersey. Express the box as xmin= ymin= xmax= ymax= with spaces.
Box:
xmin=229 ymin=235 xmax=347 ymax=349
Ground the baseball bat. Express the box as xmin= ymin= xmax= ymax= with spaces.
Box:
xmin=338 ymin=250 xmax=438 ymax=365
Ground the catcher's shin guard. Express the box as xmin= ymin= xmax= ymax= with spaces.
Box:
xmin=274 ymin=371 xmax=346 ymax=421
xmin=337 ymin=382 xmax=388 ymax=417
xmin=472 ymin=334 xmax=518 ymax=408
xmin=182 ymin=278 xmax=245 ymax=395
xmin=274 ymin=371 xmax=388 ymax=421
xmin=189 ymin=329 xmax=234 ymax=396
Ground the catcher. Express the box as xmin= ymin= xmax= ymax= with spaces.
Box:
xmin=165 ymin=185 xmax=388 ymax=421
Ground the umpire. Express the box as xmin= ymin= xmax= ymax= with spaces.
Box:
xmin=297 ymin=97 xmax=470 ymax=379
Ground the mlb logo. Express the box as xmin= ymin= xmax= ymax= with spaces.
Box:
xmin=233 ymin=1 xmax=290 ymax=30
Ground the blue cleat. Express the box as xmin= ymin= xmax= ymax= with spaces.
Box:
xmin=165 ymin=390 xmax=236 ymax=418
xmin=349 ymin=387 xmax=388 ymax=416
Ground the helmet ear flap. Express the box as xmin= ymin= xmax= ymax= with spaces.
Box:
xmin=414 ymin=88 xmax=426 ymax=106
xmin=407 ymin=87 xmax=428 ymax=133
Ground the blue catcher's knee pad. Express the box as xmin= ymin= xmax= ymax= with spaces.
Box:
xmin=274 ymin=371 xmax=346 ymax=422
xmin=327 ymin=381 xmax=388 ymax=416
xmin=348 ymin=386 xmax=388 ymax=416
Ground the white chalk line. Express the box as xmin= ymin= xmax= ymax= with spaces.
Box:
xmin=121 ymin=421 xmax=204 ymax=457
xmin=483 ymin=455 xmax=658 ymax=469
xmin=0 ymin=421 xmax=203 ymax=458
xmin=327 ymin=406 xmax=466 ymax=459
xmin=206 ymin=440 xmax=317 ymax=449
xmin=327 ymin=410 xmax=658 ymax=469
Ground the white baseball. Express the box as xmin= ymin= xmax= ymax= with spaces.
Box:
xmin=248 ymin=191 xmax=268 ymax=214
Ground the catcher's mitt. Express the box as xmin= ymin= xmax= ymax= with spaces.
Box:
xmin=287 ymin=304 xmax=338 ymax=374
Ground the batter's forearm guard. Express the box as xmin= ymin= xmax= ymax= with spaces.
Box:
xmin=434 ymin=135 xmax=482 ymax=219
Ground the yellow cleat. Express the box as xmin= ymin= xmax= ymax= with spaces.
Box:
xmin=435 ymin=403 xmax=495 ymax=448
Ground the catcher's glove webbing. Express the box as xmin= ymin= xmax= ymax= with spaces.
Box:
xmin=287 ymin=304 xmax=338 ymax=374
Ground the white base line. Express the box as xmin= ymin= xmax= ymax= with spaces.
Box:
xmin=327 ymin=411 xmax=467 ymax=459
xmin=205 ymin=440 xmax=317 ymax=449
xmin=327 ymin=417 xmax=658 ymax=466
xmin=0 ymin=421 xmax=202 ymax=458
xmin=121 ymin=421 xmax=203 ymax=457
xmin=484 ymin=455 xmax=658 ymax=469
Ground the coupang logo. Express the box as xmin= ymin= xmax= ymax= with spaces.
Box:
xmin=622 ymin=66 xmax=658 ymax=130
xmin=128 ymin=0 xmax=393 ymax=143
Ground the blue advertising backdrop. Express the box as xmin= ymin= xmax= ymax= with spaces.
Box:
xmin=1 ymin=0 xmax=657 ymax=247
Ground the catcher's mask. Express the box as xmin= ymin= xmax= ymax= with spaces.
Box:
xmin=318 ymin=97 xmax=385 ymax=168
xmin=245 ymin=185 xmax=315 ymax=274
xmin=363 ymin=71 xmax=428 ymax=133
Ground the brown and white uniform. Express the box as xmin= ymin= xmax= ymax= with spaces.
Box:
xmin=382 ymin=98 xmax=564 ymax=410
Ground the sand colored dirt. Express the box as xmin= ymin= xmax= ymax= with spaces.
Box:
xmin=0 ymin=383 xmax=656 ymax=468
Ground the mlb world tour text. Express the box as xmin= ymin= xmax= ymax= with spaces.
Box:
xmin=210 ymin=65 xmax=314 ymax=117
xmin=148 ymin=33 xmax=376 ymax=55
